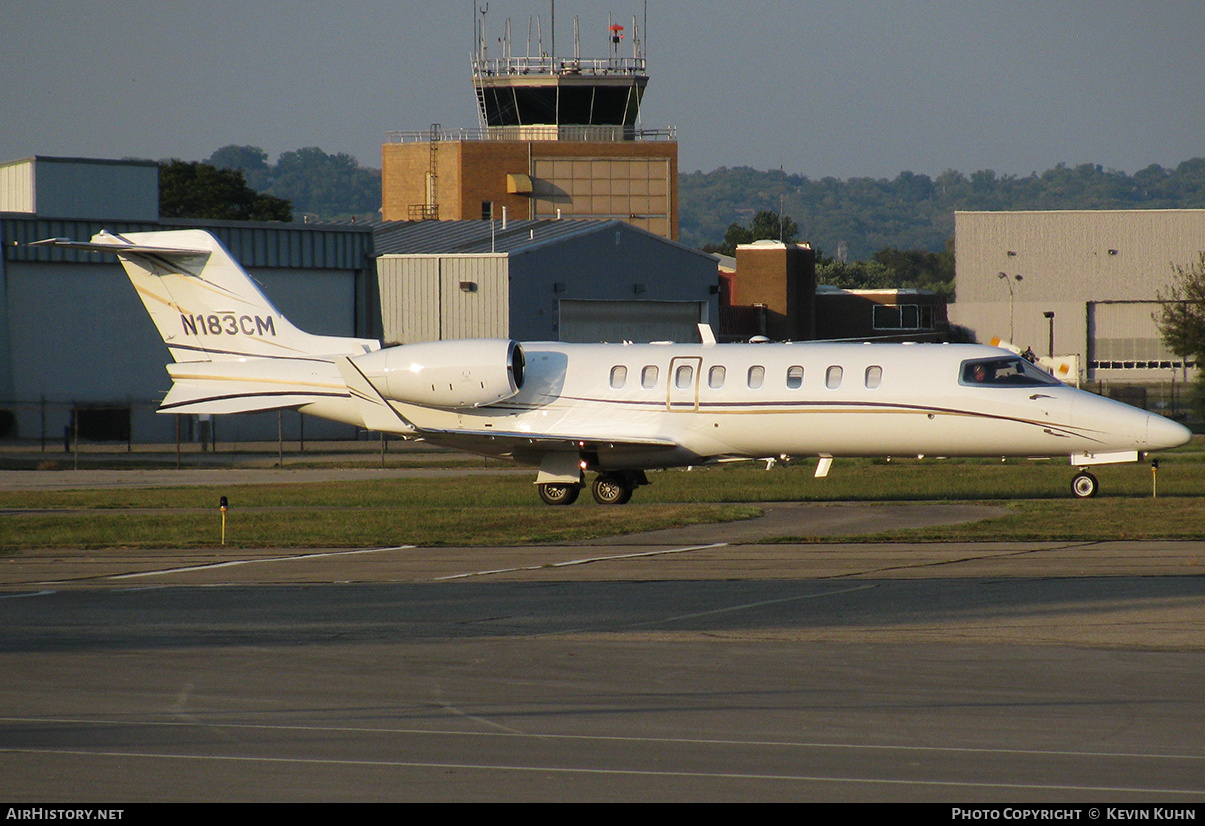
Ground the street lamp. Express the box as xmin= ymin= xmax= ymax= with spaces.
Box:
xmin=997 ymin=272 xmax=1023 ymax=341
xmin=1043 ymin=311 xmax=1055 ymax=357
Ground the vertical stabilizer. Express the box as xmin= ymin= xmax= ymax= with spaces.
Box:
xmin=88 ymin=229 xmax=378 ymax=362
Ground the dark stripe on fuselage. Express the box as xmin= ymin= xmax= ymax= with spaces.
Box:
xmin=486 ymin=395 xmax=1104 ymax=443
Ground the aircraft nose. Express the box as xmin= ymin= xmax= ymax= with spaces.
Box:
xmin=1146 ymin=412 xmax=1192 ymax=451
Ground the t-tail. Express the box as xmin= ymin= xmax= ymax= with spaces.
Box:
xmin=32 ymin=229 xmax=380 ymax=420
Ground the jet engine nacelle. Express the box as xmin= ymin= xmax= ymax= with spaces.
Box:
xmin=348 ymin=339 xmax=525 ymax=409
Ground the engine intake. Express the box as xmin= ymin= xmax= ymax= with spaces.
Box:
xmin=348 ymin=339 xmax=525 ymax=409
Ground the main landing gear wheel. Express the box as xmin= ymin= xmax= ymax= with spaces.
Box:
xmin=1071 ymin=471 xmax=1099 ymax=499
xmin=538 ymin=483 xmax=581 ymax=506
xmin=592 ymin=474 xmax=634 ymax=505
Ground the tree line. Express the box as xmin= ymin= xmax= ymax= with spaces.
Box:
xmin=159 ymin=145 xmax=381 ymax=223
xmin=680 ymin=159 xmax=1205 ymax=261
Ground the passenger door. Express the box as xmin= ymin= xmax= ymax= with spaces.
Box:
xmin=666 ymin=356 xmax=703 ymax=411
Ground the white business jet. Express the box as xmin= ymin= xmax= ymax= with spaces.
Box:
xmin=34 ymin=229 xmax=1191 ymax=503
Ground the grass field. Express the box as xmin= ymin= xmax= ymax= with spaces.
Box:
xmin=1 ymin=441 xmax=1202 ymax=550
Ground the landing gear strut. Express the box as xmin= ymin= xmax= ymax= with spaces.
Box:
xmin=1071 ymin=470 xmax=1098 ymax=499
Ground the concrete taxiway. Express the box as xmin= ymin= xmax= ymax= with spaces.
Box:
xmin=0 ymin=466 xmax=1203 ymax=802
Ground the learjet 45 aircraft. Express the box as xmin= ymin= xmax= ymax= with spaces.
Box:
xmin=34 ymin=229 xmax=1191 ymax=503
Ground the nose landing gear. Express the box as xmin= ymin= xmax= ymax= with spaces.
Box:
xmin=1071 ymin=470 xmax=1098 ymax=499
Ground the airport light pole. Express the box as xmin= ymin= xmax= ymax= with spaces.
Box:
xmin=997 ymin=272 xmax=1023 ymax=342
xmin=1044 ymin=311 xmax=1055 ymax=357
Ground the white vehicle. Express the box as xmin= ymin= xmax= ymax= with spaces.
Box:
xmin=34 ymin=229 xmax=1191 ymax=503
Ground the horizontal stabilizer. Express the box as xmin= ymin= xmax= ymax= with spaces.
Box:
xmin=159 ymin=389 xmax=338 ymax=416
xmin=159 ymin=358 xmax=350 ymax=415
xmin=30 ymin=235 xmax=210 ymax=257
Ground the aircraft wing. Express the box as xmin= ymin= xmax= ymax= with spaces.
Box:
xmin=406 ymin=427 xmax=681 ymax=472
xmin=334 ymin=356 xmax=677 ymax=455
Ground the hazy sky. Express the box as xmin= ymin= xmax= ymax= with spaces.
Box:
xmin=5 ymin=1 xmax=1204 ymax=180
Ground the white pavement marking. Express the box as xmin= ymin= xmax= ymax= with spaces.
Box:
xmin=108 ymin=546 xmax=417 ymax=580
xmin=432 ymin=543 xmax=729 ymax=580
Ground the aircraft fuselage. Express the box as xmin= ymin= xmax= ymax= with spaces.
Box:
xmin=340 ymin=340 xmax=1185 ymax=471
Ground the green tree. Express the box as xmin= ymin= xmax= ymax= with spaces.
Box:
xmin=872 ymin=239 xmax=956 ymax=299
xmin=207 ymin=145 xmax=273 ymax=190
xmin=815 ymin=259 xmax=895 ymax=290
xmin=1156 ymin=253 xmax=1205 ymax=362
xmin=704 ymin=209 xmax=799 ymax=256
xmin=1156 ymin=254 xmax=1205 ymax=418
xmin=680 ymin=157 xmax=1205 ymax=258
xmin=268 ymin=147 xmax=381 ymax=220
xmin=159 ymin=160 xmax=292 ymax=221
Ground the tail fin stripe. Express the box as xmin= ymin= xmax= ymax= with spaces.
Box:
xmin=164 ymin=342 xmax=335 ymax=361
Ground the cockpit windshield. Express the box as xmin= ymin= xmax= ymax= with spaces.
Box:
xmin=959 ymin=356 xmax=1063 ymax=387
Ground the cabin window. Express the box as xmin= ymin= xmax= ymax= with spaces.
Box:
xmin=960 ymin=356 xmax=1061 ymax=387
xmin=747 ymin=365 xmax=765 ymax=390
xmin=708 ymin=365 xmax=726 ymax=389
xmin=641 ymin=365 xmax=659 ymax=389
xmin=786 ymin=365 xmax=804 ymax=389
xmin=826 ymin=365 xmax=843 ymax=389
xmin=865 ymin=365 xmax=882 ymax=389
xmin=675 ymin=364 xmax=694 ymax=389
xmin=610 ymin=365 xmax=627 ymax=389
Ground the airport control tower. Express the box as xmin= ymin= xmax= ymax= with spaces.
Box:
xmin=382 ymin=5 xmax=678 ymax=239
xmin=472 ymin=12 xmax=647 ymax=136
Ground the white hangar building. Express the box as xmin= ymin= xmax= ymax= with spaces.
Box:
xmin=372 ymin=218 xmax=719 ymax=345
xmin=951 ymin=210 xmax=1204 ymax=401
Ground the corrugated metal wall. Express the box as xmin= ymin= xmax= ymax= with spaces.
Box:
xmin=377 ymin=255 xmax=509 ymax=344
xmin=0 ymin=160 xmax=34 ymax=213
xmin=0 ymin=216 xmax=378 ymax=441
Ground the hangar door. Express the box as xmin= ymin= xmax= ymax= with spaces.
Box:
xmin=1088 ymin=300 xmax=1181 ymax=369
xmin=559 ymin=299 xmax=708 ymax=343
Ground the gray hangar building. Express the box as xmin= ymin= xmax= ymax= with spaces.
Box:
xmin=372 ymin=218 xmax=719 ymax=345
